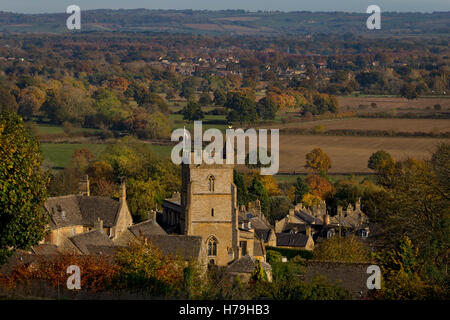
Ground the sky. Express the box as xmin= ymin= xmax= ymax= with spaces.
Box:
xmin=0 ymin=1 xmax=449 ymax=14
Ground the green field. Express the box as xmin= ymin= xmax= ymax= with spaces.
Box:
xmin=28 ymin=122 xmax=101 ymax=136
xmin=41 ymin=143 xmax=107 ymax=170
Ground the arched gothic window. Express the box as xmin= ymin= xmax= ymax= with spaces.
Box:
xmin=208 ymin=175 xmax=215 ymax=192
xmin=207 ymin=237 xmax=217 ymax=256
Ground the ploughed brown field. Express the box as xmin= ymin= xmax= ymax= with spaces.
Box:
xmin=337 ymin=96 xmax=450 ymax=112
xmin=277 ymin=135 xmax=448 ymax=174
xmin=272 ymin=118 xmax=450 ymax=133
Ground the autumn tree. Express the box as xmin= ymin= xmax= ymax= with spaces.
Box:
xmin=0 ymin=109 xmax=49 ymax=264
xmin=17 ymin=86 xmax=45 ymax=119
xmin=368 ymin=150 xmax=393 ymax=170
xmin=305 ymin=174 xmax=333 ymax=199
xmin=373 ymin=236 xmax=442 ymax=300
xmin=305 ymin=148 xmax=331 ymax=173
xmin=313 ymin=235 xmax=372 ymax=263
xmin=373 ymin=145 xmax=449 ymax=289
xmin=0 ymin=87 xmax=18 ymax=112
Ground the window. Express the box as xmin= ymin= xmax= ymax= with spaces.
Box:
xmin=208 ymin=175 xmax=215 ymax=192
xmin=327 ymin=230 xmax=334 ymax=238
xmin=361 ymin=230 xmax=368 ymax=238
xmin=207 ymin=238 xmax=217 ymax=256
xmin=211 ymin=208 xmax=214 ymax=217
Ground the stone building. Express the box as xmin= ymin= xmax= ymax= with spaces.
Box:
xmin=41 ymin=175 xmax=133 ymax=251
xmin=161 ymin=153 xmax=271 ymax=269
xmin=274 ymin=199 xmax=370 ymax=249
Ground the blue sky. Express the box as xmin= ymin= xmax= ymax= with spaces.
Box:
xmin=0 ymin=0 xmax=448 ymax=14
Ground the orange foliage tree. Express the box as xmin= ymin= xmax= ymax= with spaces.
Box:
xmin=306 ymin=174 xmax=334 ymax=199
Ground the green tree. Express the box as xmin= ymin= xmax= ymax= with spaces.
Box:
xmin=225 ymin=91 xmax=257 ymax=124
xmin=181 ymin=101 xmax=204 ymax=121
xmin=198 ymin=92 xmax=212 ymax=106
xmin=294 ymin=177 xmax=310 ymax=204
xmin=256 ymin=97 xmax=277 ymax=120
xmin=269 ymin=196 xmax=293 ymax=224
xmin=248 ymin=176 xmax=270 ymax=215
xmin=368 ymin=150 xmax=394 ymax=170
xmin=233 ymin=170 xmax=248 ymax=206
xmin=213 ymin=89 xmax=226 ymax=106
xmin=0 ymin=110 xmax=49 ymax=264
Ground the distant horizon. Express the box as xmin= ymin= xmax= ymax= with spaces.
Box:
xmin=2 ymin=8 xmax=450 ymax=15
xmin=0 ymin=1 xmax=449 ymax=14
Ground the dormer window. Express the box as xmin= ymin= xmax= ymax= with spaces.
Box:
xmin=208 ymin=175 xmax=215 ymax=192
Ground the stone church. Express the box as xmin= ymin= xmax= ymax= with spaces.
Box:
xmin=161 ymin=152 xmax=268 ymax=267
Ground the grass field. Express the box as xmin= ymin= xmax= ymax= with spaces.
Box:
xmin=29 ymin=122 xmax=101 ymax=136
xmin=41 ymin=143 xmax=107 ymax=170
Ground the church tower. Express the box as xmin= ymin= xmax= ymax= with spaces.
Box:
xmin=180 ymin=153 xmax=239 ymax=266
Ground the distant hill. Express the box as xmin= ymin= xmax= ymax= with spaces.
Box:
xmin=0 ymin=9 xmax=449 ymax=35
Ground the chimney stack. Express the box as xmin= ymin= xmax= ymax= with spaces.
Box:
xmin=119 ymin=179 xmax=126 ymax=202
xmin=79 ymin=175 xmax=90 ymax=196
xmin=96 ymin=218 xmax=104 ymax=233
xmin=149 ymin=210 xmax=157 ymax=222
xmin=355 ymin=198 xmax=361 ymax=211
xmin=306 ymin=225 xmax=312 ymax=238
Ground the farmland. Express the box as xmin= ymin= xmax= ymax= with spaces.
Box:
xmin=265 ymin=118 xmax=450 ymax=133
xmin=337 ymin=96 xmax=450 ymax=114
xmin=277 ymin=135 xmax=447 ymax=174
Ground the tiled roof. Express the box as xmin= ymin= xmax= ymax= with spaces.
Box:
xmin=128 ymin=219 xmax=167 ymax=238
xmin=253 ymin=240 xmax=265 ymax=257
xmin=276 ymin=232 xmax=309 ymax=247
xmin=295 ymin=210 xmax=323 ymax=225
xmin=227 ymin=255 xmax=272 ymax=274
xmin=144 ymin=235 xmax=203 ymax=260
xmin=31 ymin=244 xmax=60 ymax=255
xmin=44 ymin=195 xmax=121 ymax=229
xmin=69 ymin=230 xmax=116 ymax=255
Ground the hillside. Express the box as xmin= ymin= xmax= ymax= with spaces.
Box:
xmin=0 ymin=9 xmax=449 ymax=35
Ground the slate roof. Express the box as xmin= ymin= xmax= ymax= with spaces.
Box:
xmin=144 ymin=235 xmax=203 ymax=260
xmin=31 ymin=244 xmax=60 ymax=255
xmin=253 ymin=240 xmax=265 ymax=257
xmin=69 ymin=230 xmax=116 ymax=255
xmin=227 ymin=255 xmax=272 ymax=274
xmin=276 ymin=232 xmax=309 ymax=247
xmin=44 ymin=195 xmax=121 ymax=229
xmin=295 ymin=210 xmax=323 ymax=225
xmin=254 ymin=229 xmax=272 ymax=243
xmin=128 ymin=220 xmax=167 ymax=238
